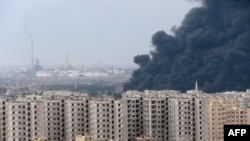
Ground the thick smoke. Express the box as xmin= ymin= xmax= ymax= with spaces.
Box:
xmin=124 ymin=0 xmax=250 ymax=92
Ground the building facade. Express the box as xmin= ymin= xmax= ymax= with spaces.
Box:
xmin=1 ymin=89 xmax=250 ymax=141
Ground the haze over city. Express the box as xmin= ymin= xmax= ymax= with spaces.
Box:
xmin=1 ymin=1 xmax=250 ymax=141
xmin=0 ymin=0 xmax=199 ymax=67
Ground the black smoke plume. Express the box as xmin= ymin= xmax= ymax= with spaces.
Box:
xmin=124 ymin=0 xmax=250 ymax=93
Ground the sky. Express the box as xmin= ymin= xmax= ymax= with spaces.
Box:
xmin=0 ymin=0 xmax=200 ymax=68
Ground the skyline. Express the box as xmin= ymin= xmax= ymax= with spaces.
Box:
xmin=0 ymin=0 xmax=200 ymax=67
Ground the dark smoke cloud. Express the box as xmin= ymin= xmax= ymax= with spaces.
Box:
xmin=124 ymin=0 xmax=250 ymax=93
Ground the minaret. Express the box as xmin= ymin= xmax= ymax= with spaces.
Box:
xmin=195 ymin=80 xmax=198 ymax=92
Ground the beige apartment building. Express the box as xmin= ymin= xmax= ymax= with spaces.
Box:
xmin=64 ymin=97 xmax=90 ymax=141
xmin=0 ymin=89 xmax=250 ymax=141
xmin=113 ymin=100 xmax=124 ymax=141
xmin=0 ymin=97 xmax=43 ymax=141
xmin=122 ymin=89 xmax=209 ymax=141
xmin=122 ymin=91 xmax=144 ymax=141
xmin=89 ymin=96 xmax=123 ymax=141
xmin=4 ymin=100 xmax=31 ymax=141
xmin=207 ymin=96 xmax=250 ymax=141
xmin=143 ymin=93 xmax=167 ymax=141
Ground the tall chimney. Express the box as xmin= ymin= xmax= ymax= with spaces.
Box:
xmin=31 ymin=39 xmax=33 ymax=72
xmin=66 ymin=51 xmax=68 ymax=71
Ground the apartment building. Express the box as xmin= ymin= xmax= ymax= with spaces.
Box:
xmin=43 ymin=98 xmax=65 ymax=141
xmin=142 ymin=90 xmax=170 ymax=141
xmin=89 ymin=96 xmax=123 ymax=141
xmin=0 ymin=89 xmax=250 ymax=141
xmin=122 ymin=91 xmax=144 ymax=141
xmin=0 ymin=97 xmax=43 ymax=141
xmin=0 ymin=98 xmax=6 ymax=140
xmin=168 ymin=95 xmax=196 ymax=141
xmin=1 ymin=95 xmax=85 ymax=141
xmin=5 ymin=100 xmax=30 ymax=141
xmin=123 ymin=87 xmax=250 ymax=141
xmin=114 ymin=100 xmax=124 ymax=141
xmin=207 ymin=96 xmax=250 ymax=141
xmin=64 ymin=97 xmax=90 ymax=141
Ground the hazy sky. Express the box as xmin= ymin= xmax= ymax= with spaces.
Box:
xmin=0 ymin=0 xmax=200 ymax=68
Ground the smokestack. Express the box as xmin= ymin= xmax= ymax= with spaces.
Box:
xmin=31 ymin=40 xmax=33 ymax=72
xmin=66 ymin=51 xmax=68 ymax=71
